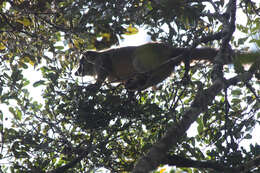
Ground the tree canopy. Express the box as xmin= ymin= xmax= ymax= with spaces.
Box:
xmin=0 ymin=0 xmax=259 ymax=173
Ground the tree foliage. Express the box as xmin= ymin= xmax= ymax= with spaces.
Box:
xmin=0 ymin=0 xmax=259 ymax=173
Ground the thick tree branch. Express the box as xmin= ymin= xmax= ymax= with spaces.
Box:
xmin=132 ymin=79 xmax=224 ymax=173
xmin=162 ymin=153 xmax=260 ymax=173
xmin=162 ymin=154 xmax=235 ymax=172
xmin=132 ymin=71 xmax=253 ymax=173
xmin=238 ymin=155 xmax=260 ymax=173
xmin=194 ymin=31 xmax=224 ymax=46
xmin=221 ymin=0 xmax=236 ymax=50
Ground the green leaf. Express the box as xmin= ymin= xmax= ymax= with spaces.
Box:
xmin=237 ymin=24 xmax=248 ymax=33
xmin=197 ymin=117 xmax=204 ymax=135
xmin=23 ymin=79 xmax=30 ymax=87
xmin=231 ymin=98 xmax=241 ymax=104
xmin=33 ymin=80 xmax=45 ymax=87
xmin=9 ymin=107 xmax=22 ymax=120
xmin=0 ymin=42 xmax=6 ymax=50
xmin=146 ymin=1 xmax=153 ymax=10
xmin=55 ymin=46 xmax=64 ymax=50
xmin=244 ymin=134 xmax=252 ymax=139
xmin=237 ymin=37 xmax=248 ymax=45
xmin=8 ymin=107 xmax=15 ymax=116
xmin=17 ymin=18 xmax=32 ymax=27
xmin=249 ymin=38 xmax=260 ymax=47
xmin=16 ymin=109 xmax=22 ymax=120
xmin=231 ymin=89 xmax=242 ymax=96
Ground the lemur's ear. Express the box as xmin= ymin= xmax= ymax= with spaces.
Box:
xmin=83 ymin=51 xmax=99 ymax=60
xmin=75 ymin=51 xmax=99 ymax=76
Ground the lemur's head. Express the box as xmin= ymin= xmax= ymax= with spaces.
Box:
xmin=75 ymin=51 xmax=99 ymax=76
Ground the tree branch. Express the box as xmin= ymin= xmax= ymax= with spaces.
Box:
xmin=220 ymin=0 xmax=237 ymax=51
xmin=132 ymin=79 xmax=225 ymax=173
xmin=162 ymin=154 xmax=235 ymax=172
xmin=238 ymin=155 xmax=260 ymax=173
xmin=0 ymin=12 xmax=38 ymax=37
xmin=132 ymin=70 xmax=253 ymax=173
xmin=245 ymin=83 xmax=260 ymax=102
xmin=48 ymin=152 xmax=88 ymax=173
xmin=162 ymin=153 xmax=260 ymax=173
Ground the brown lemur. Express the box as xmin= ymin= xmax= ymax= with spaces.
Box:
xmin=75 ymin=43 xmax=220 ymax=91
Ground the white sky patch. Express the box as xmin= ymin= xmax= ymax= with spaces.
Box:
xmin=119 ymin=28 xmax=151 ymax=46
